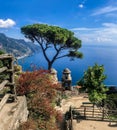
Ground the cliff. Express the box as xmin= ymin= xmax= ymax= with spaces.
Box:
xmin=0 ymin=33 xmax=40 ymax=58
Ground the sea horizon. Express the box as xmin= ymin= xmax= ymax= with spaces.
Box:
xmin=18 ymin=44 xmax=117 ymax=86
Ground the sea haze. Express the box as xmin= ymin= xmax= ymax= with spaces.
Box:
xmin=18 ymin=44 xmax=117 ymax=86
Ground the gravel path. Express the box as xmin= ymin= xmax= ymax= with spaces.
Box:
xmin=56 ymin=94 xmax=117 ymax=130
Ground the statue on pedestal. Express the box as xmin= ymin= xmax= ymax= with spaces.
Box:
xmin=62 ymin=68 xmax=72 ymax=90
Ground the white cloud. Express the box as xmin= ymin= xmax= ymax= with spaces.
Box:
xmin=78 ymin=4 xmax=84 ymax=8
xmin=71 ymin=27 xmax=98 ymax=31
xmin=71 ymin=23 xmax=117 ymax=45
xmin=92 ymin=6 xmax=117 ymax=16
xmin=102 ymin=23 xmax=117 ymax=28
xmin=0 ymin=19 xmax=16 ymax=28
xmin=105 ymin=13 xmax=117 ymax=18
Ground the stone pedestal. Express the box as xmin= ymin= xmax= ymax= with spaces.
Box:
xmin=50 ymin=68 xmax=58 ymax=84
xmin=61 ymin=68 xmax=72 ymax=90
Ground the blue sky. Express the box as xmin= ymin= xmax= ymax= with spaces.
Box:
xmin=0 ymin=0 xmax=117 ymax=45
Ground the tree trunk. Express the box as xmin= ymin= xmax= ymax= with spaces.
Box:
xmin=48 ymin=62 xmax=53 ymax=70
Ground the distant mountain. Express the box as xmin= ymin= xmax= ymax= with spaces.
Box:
xmin=0 ymin=33 xmax=40 ymax=58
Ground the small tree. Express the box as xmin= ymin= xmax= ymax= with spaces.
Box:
xmin=78 ymin=64 xmax=108 ymax=103
xmin=21 ymin=24 xmax=83 ymax=69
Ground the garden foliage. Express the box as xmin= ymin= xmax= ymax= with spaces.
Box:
xmin=78 ymin=64 xmax=108 ymax=103
xmin=17 ymin=70 xmax=63 ymax=130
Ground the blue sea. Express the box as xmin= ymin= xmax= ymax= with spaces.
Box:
xmin=18 ymin=44 xmax=117 ymax=86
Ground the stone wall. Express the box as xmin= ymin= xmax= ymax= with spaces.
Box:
xmin=0 ymin=96 xmax=28 ymax=130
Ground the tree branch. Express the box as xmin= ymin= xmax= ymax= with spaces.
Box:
xmin=44 ymin=43 xmax=51 ymax=51
xmin=56 ymin=54 xmax=69 ymax=59
xmin=54 ymin=44 xmax=59 ymax=51
xmin=50 ymin=45 xmax=62 ymax=65
xmin=33 ymin=36 xmax=50 ymax=63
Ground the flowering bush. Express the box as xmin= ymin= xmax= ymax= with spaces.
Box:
xmin=16 ymin=69 xmax=63 ymax=130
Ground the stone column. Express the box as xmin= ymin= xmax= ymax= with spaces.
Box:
xmin=50 ymin=68 xmax=58 ymax=84
xmin=61 ymin=68 xmax=72 ymax=90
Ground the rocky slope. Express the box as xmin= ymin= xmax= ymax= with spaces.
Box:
xmin=0 ymin=33 xmax=40 ymax=58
